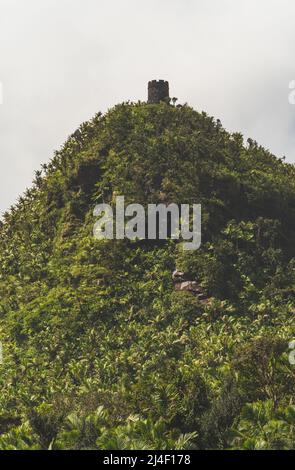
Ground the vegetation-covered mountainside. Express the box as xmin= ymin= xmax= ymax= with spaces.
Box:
xmin=0 ymin=101 xmax=295 ymax=450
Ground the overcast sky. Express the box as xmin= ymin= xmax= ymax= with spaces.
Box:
xmin=0 ymin=0 xmax=295 ymax=212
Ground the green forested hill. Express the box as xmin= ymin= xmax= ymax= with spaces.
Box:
xmin=0 ymin=101 xmax=295 ymax=449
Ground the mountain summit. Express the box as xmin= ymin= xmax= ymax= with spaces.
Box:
xmin=0 ymin=91 xmax=294 ymax=449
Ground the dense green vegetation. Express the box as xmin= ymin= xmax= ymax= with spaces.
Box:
xmin=0 ymin=101 xmax=294 ymax=449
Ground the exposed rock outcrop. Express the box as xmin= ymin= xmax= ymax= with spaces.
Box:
xmin=172 ymin=270 xmax=211 ymax=304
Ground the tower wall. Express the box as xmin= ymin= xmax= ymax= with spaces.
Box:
xmin=148 ymin=80 xmax=170 ymax=104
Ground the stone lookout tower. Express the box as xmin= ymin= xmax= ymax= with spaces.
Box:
xmin=148 ymin=80 xmax=170 ymax=104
